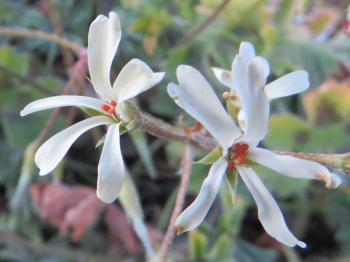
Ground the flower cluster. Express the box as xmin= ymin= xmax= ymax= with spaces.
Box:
xmin=167 ymin=42 xmax=341 ymax=247
xmin=21 ymin=11 xmax=342 ymax=250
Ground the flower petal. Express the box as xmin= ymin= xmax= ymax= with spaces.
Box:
xmin=264 ymin=71 xmax=309 ymax=100
xmin=232 ymin=53 xmax=270 ymax=145
xmin=211 ymin=67 xmax=233 ymax=88
xmin=20 ymin=95 xmax=105 ymax=116
xmin=119 ymin=172 xmax=155 ymax=258
xmin=250 ymin=147 xmax=341 ymax=188
xmin=97 ymin=123 xmax=125 ymax=203
xmin=175 ymin=157 xmax=228 ymax=232
xmin=113 ymin=58 xmax=164 ymax=103
xmin=168 ymin=65 xmax=241 ymax=148
xmin=237 ymin=42 xmax=256 ymax=63
xmin=238 ymin=166 xmax=306 ymax=248
xmin=88 ymin=12 xmax=121 ymax=100
xmin=35 ymin=116 xmax=112 ymax=176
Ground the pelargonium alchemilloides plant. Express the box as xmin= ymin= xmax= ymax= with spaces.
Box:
xmin=167 ymin=42 xmax=341 ymax=248
xmin=20 ymin=12 xmax=164 ymax=203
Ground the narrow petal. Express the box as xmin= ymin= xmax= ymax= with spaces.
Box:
xmin=238 ymin=166 xmax=306 ymax=248
xmin=250 ymin=147 xmax=341 ymax=188
xmin=20 ymin=95 xmax=105 ymax=116
xmin=119 ymin=173 xmax=155 ymax=258
xmin=97 ymin=124 xmax=125 ymax=203
xmin=238 ymin=42 xmax=256 ymax=63
xmin=265 ymin=71 xmax=310 ymax=100
xmin=35 ymin=116 xmax=112 ymax=176
xmin=211 ymin=67 xmax=233 ymax=88
xmin=88 ymin=12 xmax=121 ymax=100
xmin=168 ymin=65 xmax=241 ymax=148
xmin=175 ymin=157 xmax=228 ymax=232
xmin=113 ymin=58 xmax=164 ymax=103
xmin=232 ymin=54 xmax=270 ymax=145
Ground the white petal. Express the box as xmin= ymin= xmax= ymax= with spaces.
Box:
xmin=238 ymin=42 xmax=256 ymax=63
xmin=113 ymin=58 xmax=164 ymax=103
xmin=232 ymin=54 xmax=270 ymax=145
xmin=119 ymin=173 xmax=154 ymax=258
xmin=175 ymin=157 xmax=228 ymax=232
xmin=265 ymin=71 xmax=310 ymax=100
xmin=238 ymin=166 xmax=306 ymax=248
xmin=20 ymin=95 xmax=105 ymax=116
xmin=250 ymin=147 xmax=341 ymax=188
xmin=211 ymin=67 xmax=233 ymax=88
xmin=97 ymin=124 xmax=125 ymax=203
xmin=35 ymin=116 xmax=112 ymax=176
xmin=168 ymin=65 xmax=241 ymax=148
xmin=88 ymin=12 xmax=121 ymax=100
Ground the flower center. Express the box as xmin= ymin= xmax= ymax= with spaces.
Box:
xmin=101 ymin=100 xmax=117 ymax=116
xmin=228 ymin=143 xmax=249 ymax=171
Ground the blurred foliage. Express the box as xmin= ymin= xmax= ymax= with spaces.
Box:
xmin=0 ymin=0 xmax=349 ymax=261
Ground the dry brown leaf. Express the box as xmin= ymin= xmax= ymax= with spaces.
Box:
xmin=29 ymin=182 xmax=148 ymax=255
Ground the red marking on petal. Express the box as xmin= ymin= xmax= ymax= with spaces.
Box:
xmin=229 ymin=143 xmax=249 ymax=168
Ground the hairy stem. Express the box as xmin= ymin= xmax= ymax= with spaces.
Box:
xmin=176 ymin=0 xmax=231 ymax=47
xmin=0 ymin=27 xmax=83 ymax=55
xmin=157 ymin=145 xmax=194 ymax=262
xmin=138 ymin=112 xmax=349 ymax=173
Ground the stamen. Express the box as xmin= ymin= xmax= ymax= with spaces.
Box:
xmin=228 ymin=143 xmax=250 ymax=170
xmin=101 ymin=100 xmax=118 ymax=116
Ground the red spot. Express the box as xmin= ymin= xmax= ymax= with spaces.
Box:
xmin=345 ymin=20 xmax=350 ymax=34
xmin=229 ymin=143 xmax=249 ymax=170
xmin=228 ymin=162 xmax=236 ymax=171
xmin=101 ymin=100 xmax=117 ymax=116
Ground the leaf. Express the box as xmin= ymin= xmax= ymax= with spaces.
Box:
xmin=119 ymin=173 xmax=156 ymax=258
xmin=130 ymin=130 xmax=158 ymax=178
xmin=269 ymin=40 xmax=340 ymax=86
xmin=303 ymin=80 xmax=350 ymax=125
xmin=264 ymin=113 xmax=310 ymax=152
xmin=254 ymin=165 xmax=310 ymax=198
xmin=0 ymin=47 xmax=28 ymax=77
xmin=189 ymin=230 xmax=208 ymax=261
xmin=195 ymin=148 xmax=222 ymax=165
xmin=235 ymin=240 xmax=278 ymax=262
xmin=207 ymin=234 xmax=234 ymax=262
xmin=225 ymin=169 xmax=238 ymax=204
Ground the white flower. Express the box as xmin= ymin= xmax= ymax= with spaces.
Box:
xmin=167 ymin=42 xmax=341 ymax=248
xmin=20 ymin=12 xmax=164 ymax=203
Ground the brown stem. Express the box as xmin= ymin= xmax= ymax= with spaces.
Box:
xmin=41 ymin=0 xmax=75 ymax=67
xmin=0 ymin=27 xmax=83 ymax=55
xmin=139 ymin=112 xmax=189 ymax=143
xmin=176 ymin=0 xmax=231 ymax=47
xmin=138 ymin=111 xmax=350 ymax=174
xmin=157 ymin=145 xmax=193 ymax=262
xmin=0 ymin=64 xmax=55 ymax=96
xmin=139 ymin=113 xmax=217 ymax=151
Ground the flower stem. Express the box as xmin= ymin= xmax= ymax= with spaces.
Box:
xmin=156 ymin=145 xmax=194 ymax=262
xmin=0 ymin=27 xmax=83 ymax=55
xmin=176 ymin=0 xmax=232 ymax=47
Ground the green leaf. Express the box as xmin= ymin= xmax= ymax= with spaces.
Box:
xmin=254 ymin=164 xmax=310 ymax=198
xmin=0 ymin=47 xmax=29 ymax=77
xmin=189 ymin=230 xmax=208 ymax=261
xmin=195 ymin=148 xmax=222 ymax=165
xmin=208 ymin=234 xmax=234 ymax=262
xmin=264 ymin=113 xmax=310 ymax=152
xmin=235 ymin=241 xmax=277 ymax=262
xmin=130 ymin=130 xmax=158 ymax=178
xmin=225 ymin=170 xmax=238 ymax=204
